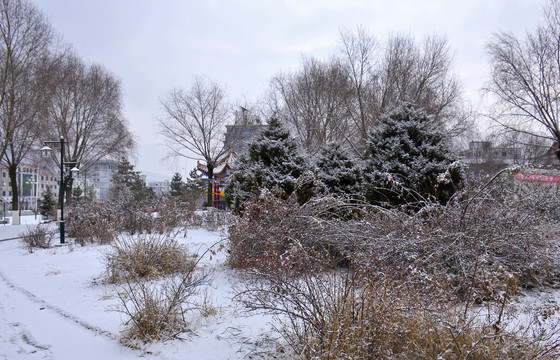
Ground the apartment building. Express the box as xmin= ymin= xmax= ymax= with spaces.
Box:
xmin=0 ymin=164 xmax=59 ymax=211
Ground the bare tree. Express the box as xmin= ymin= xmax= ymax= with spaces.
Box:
xmin=486 ymin=0 xmax=560 ymax=162
xmin=379 ymin=34 xmax=462 ymax=128
xmin=270 ymin=57 xmax=353 ymax=154
xmin=340 ymin=29 xmax=463 ymax=156
xmin=339 ymin=27 xmax=381 ymax=154
xmin=0 ymin=0 xmax=53 ymax=210
xmin=43 ymin=52 xmax=135 ymax=205
xmin=270 ymin=28 xmax=463 ymax=158
xmin=159 ymin=76 xmax=230 ymax=207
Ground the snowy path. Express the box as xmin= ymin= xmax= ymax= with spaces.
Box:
xmin=0 ymin=219 xmax=282 ymax=359
xmin=0 ymin=268 xmax=136 ymax=360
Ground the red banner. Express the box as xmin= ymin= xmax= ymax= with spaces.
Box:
xmin=213 ymin=182 xmax=220 ymax=203
xmin=515 ymin=172 xmax=560 ymax=183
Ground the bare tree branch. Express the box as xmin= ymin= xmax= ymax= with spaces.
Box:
xmin=158 ymin=76 xmax=231 ymax=207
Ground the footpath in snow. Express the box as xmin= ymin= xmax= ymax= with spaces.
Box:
xmin=0 ymin=216 xmax=280 ymax=360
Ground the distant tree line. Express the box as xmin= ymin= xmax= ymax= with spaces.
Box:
xmin=159 ymin=0 xmax=560 ymax=210
xmin=158 ymin=28 xmax=468 ymax=207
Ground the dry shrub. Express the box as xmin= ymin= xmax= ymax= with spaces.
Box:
xmin=229 ymin=174 xmax=560 ymax=298
xmin=107 ymin=230 xmax=210 ymax=343
xmin=231 ymin=170 xmax=560 ymax=358
xmin=187 ymin=208 xmax=232 ymax=230
xmin=113 ymin=197 xmax=191 ymax=235
xmin=20 ymin=224 xmax=54 ymax=252
xmin=67 ymin=198 xmax=192 ymax=245
xmin=117 ymin=264 xmax=209 ymax=344
xmin=238 ymin=268 xmax=560 ymax=359
xmin=68 ymin=207 xmax=116 ymax=246
xmin=228 ymin=192 xmax=358 ymax=273
xmin=104 ymin=232 xmax=196 ymax=283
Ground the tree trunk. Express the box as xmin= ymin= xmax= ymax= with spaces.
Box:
xmin=8 ymin=165 xmax=18 ymax=211
xmin=65 ymin=176 xmax=74 ymax=205
xmin=207 ymin=163 xmax=214 ymax=208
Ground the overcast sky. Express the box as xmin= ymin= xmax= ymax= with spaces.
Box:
xmin=33 ymin=0 xmax=542 ymax=180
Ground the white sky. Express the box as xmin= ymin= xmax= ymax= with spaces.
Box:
xmin=33 ymin=0 xmax=542 ymax=180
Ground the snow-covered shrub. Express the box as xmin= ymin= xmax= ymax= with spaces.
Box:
xmin=232 ymin=168 xmax=560 ymax=358
xmin=20 ymin=224 xmax=54 ymax=252
xmin=231 ymin=171 xmax=560 ymax=296
xmin=116 ymin=263 xmax=209 ymax=344
xmin=67 ymin=197 xmax=192 ymax=244
xmin=353 ymin=178 xmax=560 ymax=299
xmin=186 ymin=208 xmax=232 ymax=230
xmin=239 ymin=269 xmax=557 ymax=359
xmin=67 ymin=203 xmax=116 ymax=245
xmin=228 ymin=192 xmax=356 ymax=273
xmin=363 ymin=103 xmax=464 ymax=207
xmin=104 ymin=232 xmax=196 ymax=283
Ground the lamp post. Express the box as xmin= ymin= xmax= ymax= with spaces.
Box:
xmin=41 ymin=137 xmax=79 ymax=244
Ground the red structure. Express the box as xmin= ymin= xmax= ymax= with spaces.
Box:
xmin=197 ymin=151 xmax=237 ymax=208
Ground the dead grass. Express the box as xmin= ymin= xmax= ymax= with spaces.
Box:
xmin=20 ymin=225 xmax=54 ymax=252
xmin=104 ymin=232 xmax=196 ymax=283
xmin=239 ymin=269 xmax=560 ymax=359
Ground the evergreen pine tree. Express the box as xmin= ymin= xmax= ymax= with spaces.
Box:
xmin=72 ymin=186 xmax=83 ymax=202
xmin=225 ymin=118 xmax=308 ymax=212
xmin=169 ymin=172 xmax=185 ymax=198
xmin=183 ymin=168 xmax=204 ymax=209
xmin=363 ymin=103 xmax=463 ymax=206
xmin=315 ymin=142 xmax=362 ymax=196
xmin=109 ymin=158 xmax=154 ymax=204
xmin=39 ymin=186 xmax=56 ymax=218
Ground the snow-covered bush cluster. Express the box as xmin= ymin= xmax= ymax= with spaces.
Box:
xmin=230 ymin=176 xmax=560 ymax=294
xmin=225 ymin=103 xmax=466 ymax=213
xmin=66 ymin=197 xmax=192 ymax=245
xmin=230 ymin=167 xmax=560 ymax=358
xmin=228 ymin=193 xmax=354 ymax=273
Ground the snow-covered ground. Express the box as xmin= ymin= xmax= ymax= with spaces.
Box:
xmin=0 ymin=216 xmax=280 ymax=360
xmin=2 ymin=216 xmax=560 ymax=359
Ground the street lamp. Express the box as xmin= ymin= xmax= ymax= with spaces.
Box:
xmin=41 ymin=137 xmax=79 ymax=244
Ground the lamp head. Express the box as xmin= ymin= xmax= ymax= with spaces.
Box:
xmin=40 ymin=146 xmax=52 ymax=158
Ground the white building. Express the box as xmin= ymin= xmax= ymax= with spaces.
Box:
xmin=0 ymin=164 xmax=59 ymax=211
xmin=148 ymin=180 xmax=170 ymax=196
xmin=75 ymin=160 xmax=118 ymax=200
